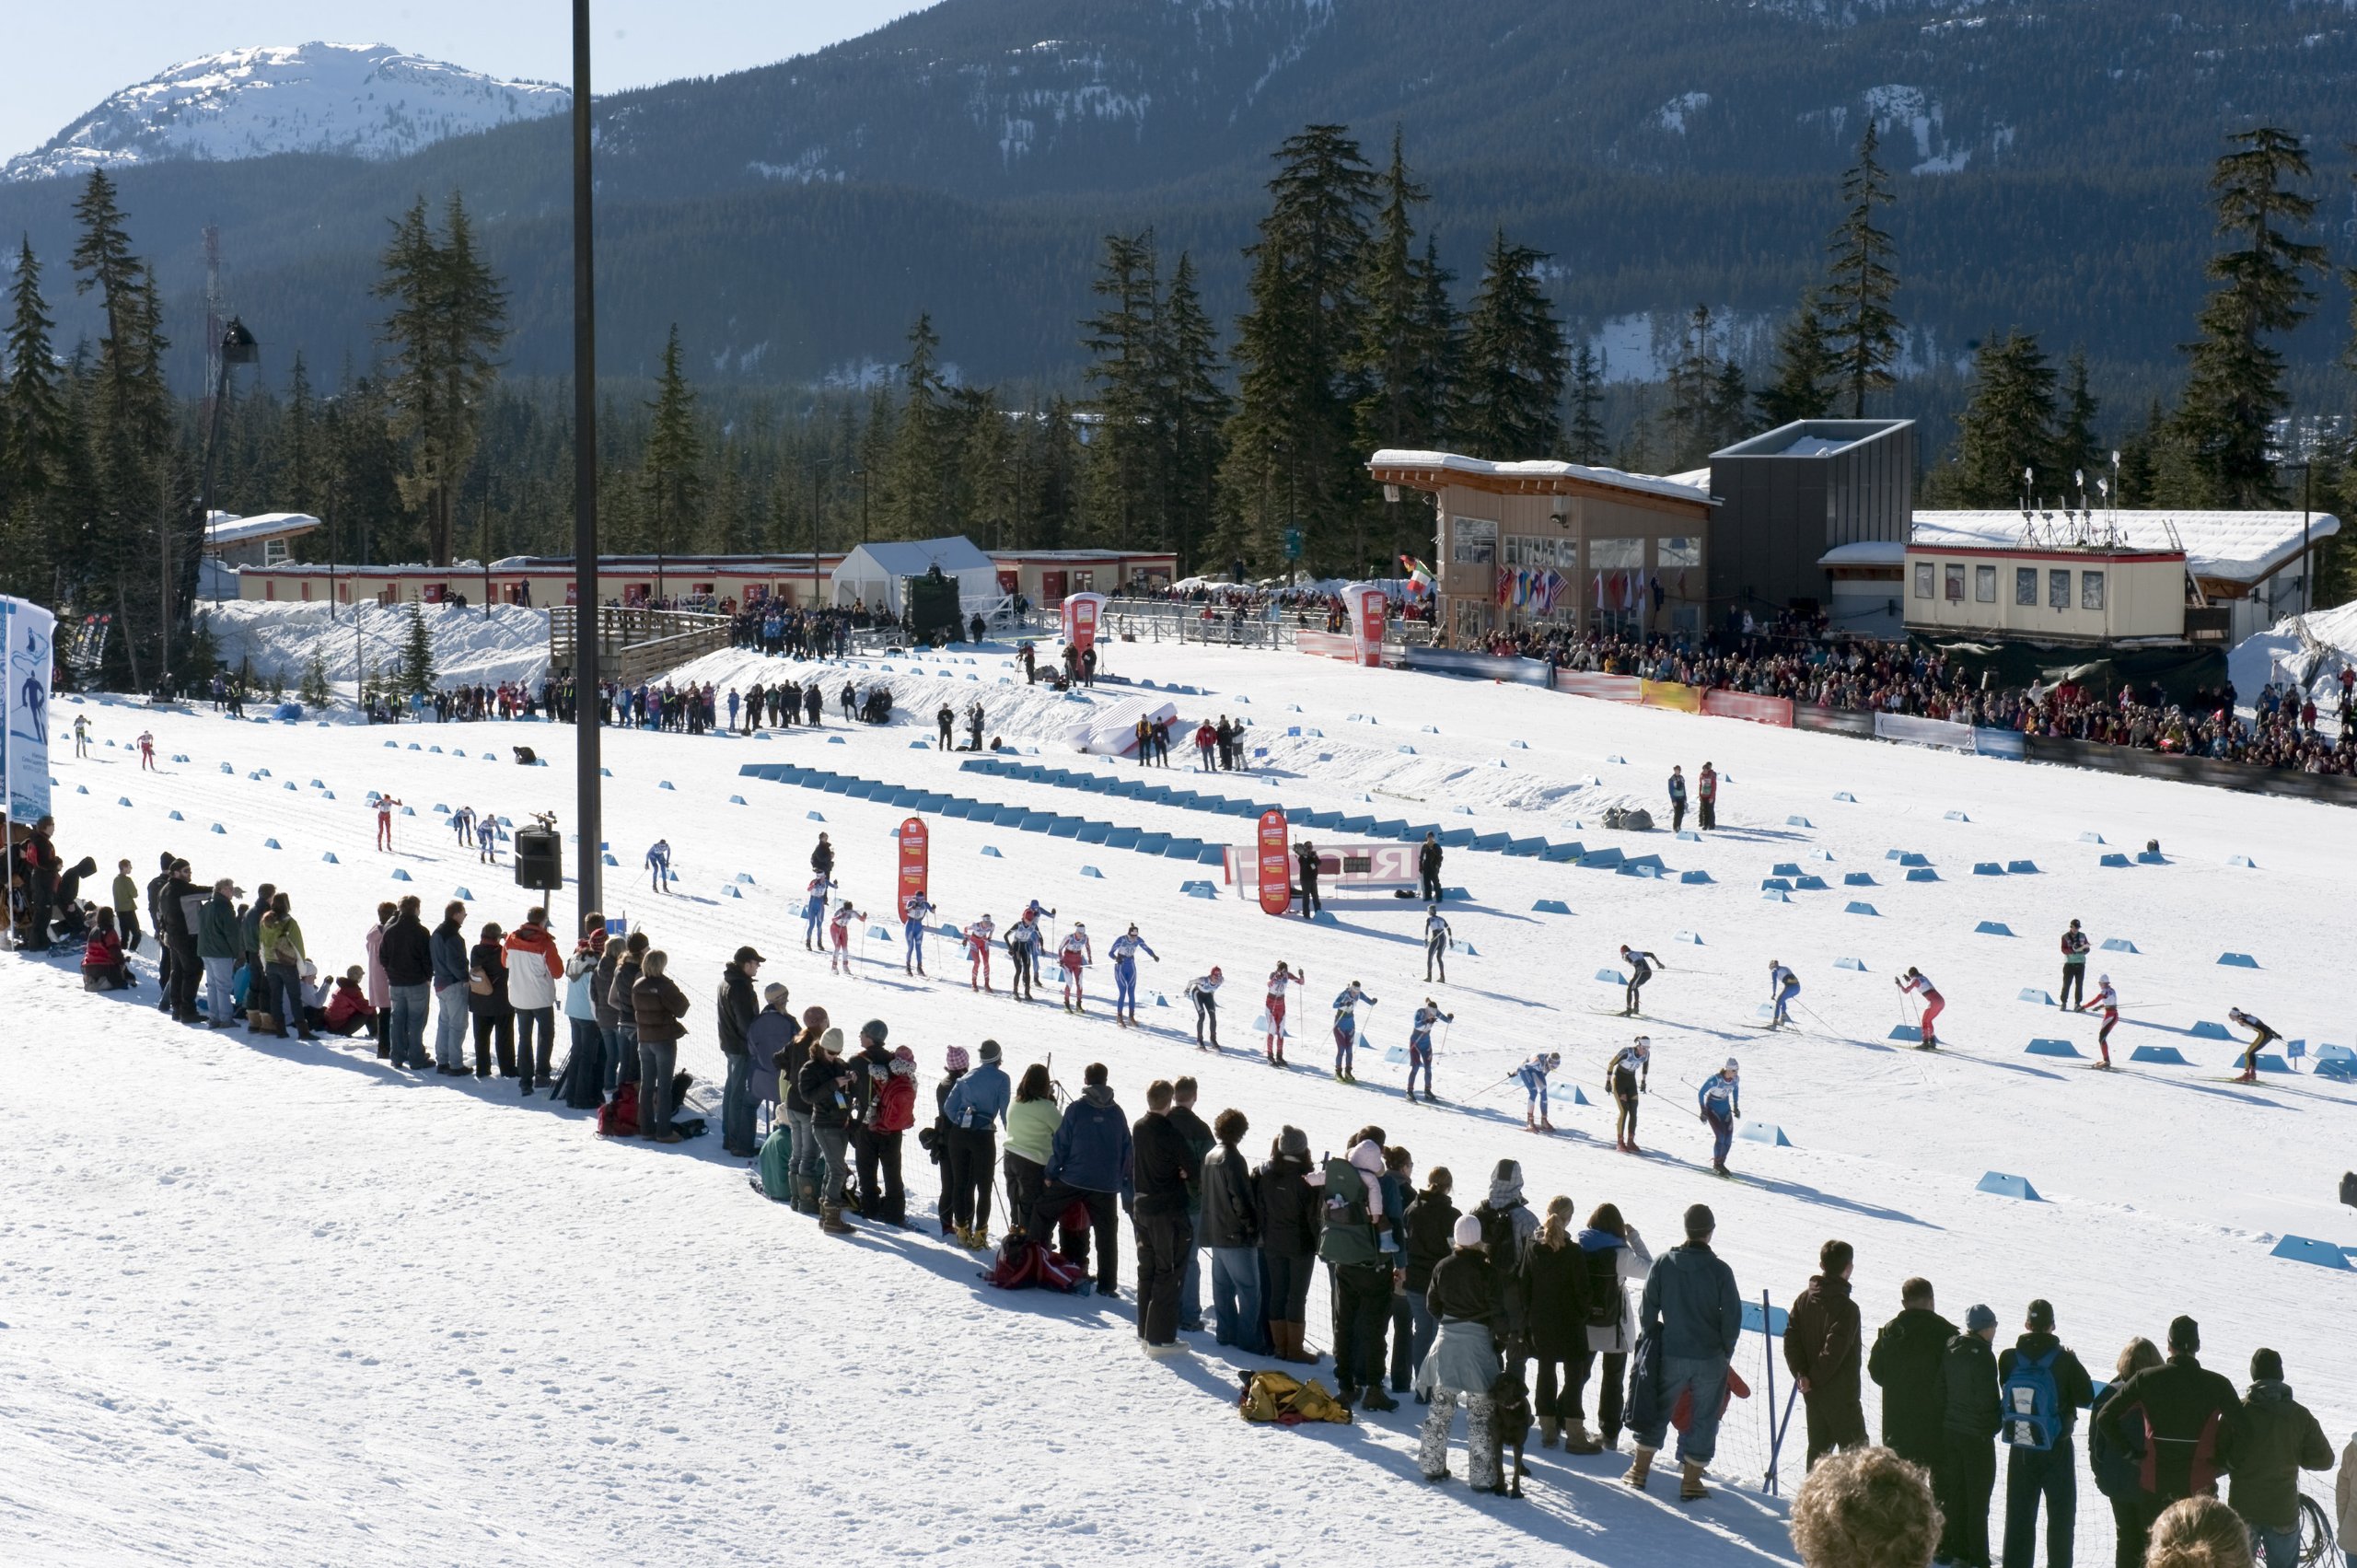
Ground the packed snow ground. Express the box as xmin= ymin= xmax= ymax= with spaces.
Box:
xmin=7 ymin=635 xmax=2354 ymax=1566
xmin=198 ymin=600 xmax=552 ymax=701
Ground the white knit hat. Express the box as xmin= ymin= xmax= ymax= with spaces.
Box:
xmin=1452 ymin=1214 xmax=1484 ymax=1248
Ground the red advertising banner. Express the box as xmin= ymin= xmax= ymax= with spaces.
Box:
xmin=1555 ymin=672 xmax=1643 ymax=703
xmin=1256 ymin=809 xmax=1294 ymax=916
xmin=896 ymin=818 xmax=930 ymax=918
xmin=565 ymin=581 xmax=579 ymax=606
xmin=1700 ymin=690 xmax=1796 ymax=727
xmin=1063 ymin=591 xmax=1105 ymax=655
xmin=1352 ymin=587 xmax=1387 ymax=666
xmin=421 ymin=584 xmax=446 ymax=604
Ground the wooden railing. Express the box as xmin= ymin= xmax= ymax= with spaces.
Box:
xmin=547 ymin=606 xmax=733 ymax=685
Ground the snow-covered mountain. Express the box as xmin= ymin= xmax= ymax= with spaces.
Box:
xmin=3 ymin=42 xmax=567 ymax=183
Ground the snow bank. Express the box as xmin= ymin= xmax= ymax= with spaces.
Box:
xmin=199 ymin=600 xmax=551 ymax=695
xmin=2229 ymin=599 xmax=2357 ymax=709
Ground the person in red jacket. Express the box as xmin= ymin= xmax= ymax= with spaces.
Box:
xmin=1194 ymin=720 xmax=1218 ymax=772
xmin=81 ymin=907 xmax=134 ymax=991
xmin=323 ymin=966 xmax=379 ymax=1036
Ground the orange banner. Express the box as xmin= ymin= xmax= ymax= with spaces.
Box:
xmin=1256 ymin=809 xmax=1294 ymax=916
xmin=1640 ymin=679 xmax=1701 ymax=713
xmin=896 ymin=817 xmax=930 ymax=918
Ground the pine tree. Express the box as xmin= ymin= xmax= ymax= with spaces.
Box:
xmin=1353 ymin=131 xmax=1451 ymax=458
xmin=641 ymin=323 xmax=702 ymax=570
xmin=1454 ymin=227 xmax=1568 ymax=461
xmin=1216 ymin=124 xmax=1379 ymax=574
xmin=1155 ymin=251 xmax=1229 ymax=572
xmin=2172 ymin=127 xmax=2326 ymax=507
xmin=299 ymin=651 xmax=333 ymax=708
xmin=1708 ymin=360 xmax=1750 ymax=455
xmin=2048 ymin=349 xmax=2104 ymax=499
xmin=1564 ymin=342 xmax=1607 ymax=464
xmin=1822 ymin=122 xmax=1902 ymax=418
xmin=1 ymin=236 xmax=64 ymax=598
xmin=1754 ymin=298 xmax=1838 ymax=427
xmin=280 ymin=351 xmax=319 ymax=519
xmin=887 ymin=312 xmax=952 ymax=539
xmin=376 ymin=192 xmax=506 ymax=565
xmin=1079 ymin=229 xmax=1162 ymax=547
xmin=400 ymin=599 xmax=435 ymax=697
xmin=1661 ymin=304 xmax=1721 ymax=466
xmin=1947 ymin=331 xmax=2059 ymax=507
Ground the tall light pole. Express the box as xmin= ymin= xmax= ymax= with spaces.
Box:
xmin=808 ymin=457 xmax=835 ymax=610
xmin=571 ymin=0 xmax=603 ymax=925
xmin=179 ymin=316 xmax=257 ymax=688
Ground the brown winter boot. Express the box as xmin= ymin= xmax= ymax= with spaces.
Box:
xmin=819 ymin=1203 xmax=853 ymax=1237
xmin=1562 ymin=1420 xmax=1604 ymax=1455
xmin=1679 ymin=1458 xmax=1712 ymax=1501
xmin=1622 ymin=1446 xmax=1655 ymax=1490
xmin=1538 ymin=1416 xmax=1561 ymax=1448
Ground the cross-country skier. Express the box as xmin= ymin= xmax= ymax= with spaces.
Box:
xmin=645 ymin=838 xmax=673 ymax=893
xmin=1405 ymin=999 xmax=1452 ymax=1103
xmin=2091 ymin=974 xmax=2120 ymax=1068
xmin=2227 ymin=1008 xmax=2281 ymax=1084
xmin=1023 ymin=897 xmax=1056 ymax=927
xmin=1666 ymin=765 xmax=1688 ymax=833
xmin=1186 ymin=967 xmax=1224 ymax=1051
xmin=1767 ymin=959 xmax=1800 ymax=1028
xmin=137 ymin=730 xmax=156 ymax=771
xmin=1056 ymin=922 xmax=1093 ymax=1014
xmin=1329 ymin=981 xmax=1378 ymax=1082
xmin=1109 ymin=923 xmax=1158 ymax=1028
xmin=374 ymin=794 xmax=401 ymax=851
xmin=2059 ymin=919 xmax=2091 ymax=1010
xmin=1696 ymin=761 xmax=1718 ymax=831
xmin=1897 ymin=966 xmax=1943 ymax=1050
xmin=901 ymin=893 xmax=935 ymax=976
xmin=828 ymin=898 xmax=865 ymax=976
xmin=1619 ymin=945 xmax=1662 ymax=1016
xmin=73 ymin=714 xmax=90 ymax=757
xmin=1698 ymin=1058 xmax=1740 ymax=1176
xmin=476 ymin=808 xmax=500 ymax=865
xmin=1004 ymin=912 xmax=1040 ymax=1001
xmin=803 ymin=874 xmax=833 ymax=950
xmin=1264 ymin=961 xmax=1302 ymax=1064
xmin=1423 ymin=903 xmax=1453 ymax=982
xmin=1607 ymin=1038 xmax=1651 ymax=1152
xmin=451 ymin=805 xmax=476 ymax=848
xmin=963 ymin=913 xmax=996 ymax=992
xmin=1518 ymin=1051 xmax=1563 ymax=1131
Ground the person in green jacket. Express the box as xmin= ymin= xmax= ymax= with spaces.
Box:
xmin=110 ymin=860 xmax=143 ymax=952
xmin=257 ymin=893 xmax=312 ymax=1040
xmin=1320 ymin=1139 xmax=1398 ymax=1412
xmin=2230 ymin=1348 xmax=2333 ymax=1567
xmin=1003 ymin=1063 xmax=1062 ymax=1237
xmin=195 ymin=878 xmax=245 ymax=1030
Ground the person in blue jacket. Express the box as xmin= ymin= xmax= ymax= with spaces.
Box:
xmin=1022 ymin=1062 xmax=1133 ymax=1297
xmin=644 ymin=839 xmax=672 ymax=893
xmin=938 ymin=1039 xmax=1011 ymax=1247
xmin=1330 ymin=981 xmax=1378 ymax=1083
xmin=1109 ymin=924 xmax=1159 ymax=1028
xmin=1625 ymin=1202 xmax=1744 ymax=1500
xmin=1768 ymin=960 xmax=1800 ymax=1028
xmin=801 ymin=875 xmax=833 ymax=951
xmin=901 ymin=894 xmax=935 ymax=977
xmin=1698 ymin=1059 xmax=1740 ymax=1176
xmin=1406 ymin=999 xmax=1452 ymax=1103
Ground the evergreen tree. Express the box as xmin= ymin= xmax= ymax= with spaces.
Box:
xmin=1661 ymin=304 xmax=1721 ymax=465
xmin=1 ymin=236 xmax=64 ymax=598
xmin=1155 ymin=251 xmax=1230 ymax=571
xmin=400 ymin=600 xmax=435 ymax=697
xmin=375 ymin=192 xmax=506 ymax=564
xmin=1709 ymin=359 xmax=1750 ymax=454
xmin=1079 ymin=229 xmax=1162 ymax=548
xmin=278 ymin=351 xmax=319 ymax=519
xmin=2049 ymin=349 xmax=2104 ymax=499
xmin=1454 ymin=227 xmax=1568 ymax=461
xmin=1822 ymin=122 xmax=1902 ymax=418
xmin=958 ymin=384 xmax=1016 ymax=551
xmin=1947 ymin=330 xmax=2059 ymax=507
xmin=886 ymin=312 xmax=952 ymax=538
xmin=1215 ymin=124 xmax=1379 ymax=574
xmin=1564 ymin=342 xmax=1607 ymax=465
xmin=1353 ymin=131 xmax=1451 ymax=459
xmin=299 ymin=651 xmax=332 ymax=708
xmin=2172 ymin=127 xmax=2326 ymax=506
xmin=641 ymin=323 xmax=703 ymax=570
xmin=1755 ymin=298 xmax=1838 ymax=427
xmin=1032 ymin=395 xmax=1084 ymax=552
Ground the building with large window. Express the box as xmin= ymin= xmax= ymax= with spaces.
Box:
xmin=1366 ymin=449 xmax=1716 ymax=645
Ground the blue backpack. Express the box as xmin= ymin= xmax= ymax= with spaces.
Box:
xmin=2002 ymin=1348 xmax=2062 ymax=1450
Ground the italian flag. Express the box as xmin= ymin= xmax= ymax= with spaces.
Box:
xmin=1399 ymin=555 xmax=1435 ymax=596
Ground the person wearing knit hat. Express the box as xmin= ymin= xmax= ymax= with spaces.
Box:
xmin=1625 ymin=1196 xmax=1741 ymax=1501
xmin=744 ymin=981 xmax=796 ymax=1160
xmin=930 ymin=1045 xmax=974 ymax=1238
xmin=1933 ymin=1305 xmax=2003 ymax=1568
xmin=1320 ymin=1134 xmax=1399 ymax=1409
xmin=2224 ymin=1346 xmax=2331 ymax=1568
xmin=1417 ymin=1204 xmax=1509 ymax=1490
xmin=939 ymin=1040 xmax=1009 ymax=1249
xmin=795 ymin=1026 xmax=858 ymax=1234
xmin=1993 ymin=1298 xmax=2096 ymax=1568
xmin=2094 ymin=1310 xmax=2248 ymax=1537
xmin=1259 ymin=1125 xmax=1321 ymax=1365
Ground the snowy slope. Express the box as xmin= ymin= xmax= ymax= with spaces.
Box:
xmin=8 ymin=638 xmax=2354 ymax=1564
xmin=198 ymin=600 xmax=551 ymax=700
xmin=2230 ymin=600 xmax=2357 ymax=715
xmin=4 ymin=43 xmax=567 ymax=184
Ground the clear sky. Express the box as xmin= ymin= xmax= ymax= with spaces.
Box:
xmin=1 ymin=1 xmax=931 ymax=163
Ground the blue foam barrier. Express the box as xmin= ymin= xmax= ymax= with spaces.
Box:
xmin=1675 ymin=930 xmax=1703 ymax=945
xmin=1973 ymin=861 xmax=2003 ymax=876
xmin=1080 ymin=865 xmax=1104 ymax=878
xmin=407 ymin=743 xmax=421 ymax=751
xmin=1679 ymin=870 xmax=1713 ymax=885
xmin=383 ymin=740 xmax=397 ymax=749
xmin=220 ymin=762 xmax=233 ymax=773
xmin=1771 ymin=861 xmax=1802 ymax=877
xmin=1760 ymin=877 xmax=1794 ymax=891
xmin=2099 ymin=937 xmax=2138 ymax=953
xmin=390 ymin=868 xmax=412 ymax=881
xmin=1977 ymin=1172 xmax=2040 ymax=1201
xmin=1888 ymin=1025 xmax=1919 ymax=1040
xmin=599 ymin=767 xmax=613 ymax=778
xmin=733 ymin=872 xmax=755 ymax=884
xmin=2026 ymin=1038 xmax=2079 ymax=1057
xmin=2316 ymin=1044 xmax=2355 ymax=1063
xmin=2019 ymin=988 xmax=2055 ymax=1005
xmin=75 ymin=784 xmax=87 ymax=795
xmin=1533 ymin=899 xmax=1571 ymax=914
xmin=2098 ymin=853 xmax=2131 ymax=867
xmin=2254 ymin=1054 xmax=2291 ymax=1074
xmin=429 ymin=747 xmax=442 ymax=754
xmin=1312 ymin=910 xmax=1340 ymax=926
xmin=1975 ymin=921 xmax=2014 ymax=936
xmin=2189 ymin=1021 xmax=2232 ymax=1040
xmin=828 ymin=736 xmax=844 ymax=744
xmin=1761 ymin=889 xmax=1792 ymax=903
xmin=909 ymin=740 xmax=929 ymax=749
xmin=2268 ymin=1236 xmax=2351 ymax=1270
xmin=1787 ymin=815 xmax=1813 ymax=828
xmin=1794 ymin=876 xmax=1829 ymax=891
xmin=263 ymin=839 xmax=281 ymax=850
xmin=601 ymin=854 xmax=619 ymax=867
xmin=2227 ymin=854 xmax=2256 ymax=867
xmin=1579 ymin=847 xmax=1625 ymax=869
xmin=1842 ymin=872 xmax=1875 ymax=887
xmin=1833 ymin=791 xmax=1857 ymax=803
xmin=1595 ymin=969 xmax=1628 ymax=985
xmin=1184 ymin=884 xmax=1218 ymax=900
xmin=2079 ymin=831 xmax=2106 ymax=844
xmin=116 ymin=796 xmax=132 ymax=807
xmin=2316 ymin=1059 xmax=2357 ymax=1082
xmin=1847 ymin=901 xmax=1880 ymax=916
xmin=1458 ymin=942 xmax=1479 ymax=956
xmin=870 ymin=928 xmax=894 ymax=942
xmin=1896 ymin=852 xmax=1929 ymax=867
xmin=1833 ymin=956 xmax=1867 ymax=971
xmin=1676 ymin=830 xmax=1701 ymax=842
xmin=210 ymin=822 xmax=226 ymax=834
xmin=1604 ymin=754 xmax=1625 ymax=764
xmin=2130 ymin=1045 xmax=2189 ymax=1065
xmin=2001 ymin=860 xmax=2039 ymax=877
xmin=401 ymin=806 xmax=416 ymax=816
xmin=1905 ymin=867 xmax=1938 ymax=882
xmin=725 ymin=886 xmax=742 ymax=900
xmin=454 ymin=888 xmax=473 ymax=900
xmin=1738 ymin=1121 xmax=1793 ymax=1147
xmin=168 ymin=809 xmax=183 ymax=820
xmin=1945 ymin=809 xmax=1969 ymax=822
xmin=320 ymin=852 xmax=339 ymax=864
xmin=2216 ymin=952 xmax=2258 ymax=968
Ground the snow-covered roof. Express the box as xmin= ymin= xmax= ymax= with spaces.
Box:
xmin=205 ymin=510 xmax=322 ymax=548
xmin=837 ymin=537 xmax=996 ymax=578
xmin=1909 ymin=510 xmax=2340 ymax=585
xmin=1370 ymin=449 xmax=1716 ymax=507
xmin=1662 ymin=466 xmax=1713 ymax=491
xmin=1818 ymin=540 xmax=1907 ymax=568
xmin=1713 ymin=418 xmax=1914 ymax=461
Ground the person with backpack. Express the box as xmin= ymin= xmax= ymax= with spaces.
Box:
xmin=746 ymin=983 xmax=795 ymax=1182
xmin=939 ymin=1040 xmax=1009 ymax=1249
xmin=1625 ymin=1202 xmax=1743 ymax=1501
xmin=1401 ymin=1167 xmax=1459 ymax=1392
xmin=2227 ymin=1348 xmax=2332 ymax=1568
xmin=2090 ymin=1337 xmax=2165 ymax=1568
xmin=1025 ymin=1062 xmax=1131 ymax=1297
xmin=1198 ymin=1108 xmax=1264 ymax=1353
xmin=630 ymin=950 xmax=691 ymax=1144
xmin=1869 ymin=1277 xmax=1959 ymax=1473
xmin=1319 ymin=1139 xmax=1399 ymax=1411
xmin=467 ymin=921 xmax=513 ymax=1074
xmin=1935 ymin=1304 xmax=2003 ymax=1568
xmin=1415 ymin=1214 xmax=1507 ymax=1491
xmin=715 ymin=946 xmax=765 ymax=1156
xmin=795 ymin=1028 xmax=858 ymax=1235
xmin=1130 ymin=1080 xmax=1197 ymax=1353
xmin=1257 ymin=1125 xmax=1323 ymax=1365
xmin=848 ymin=1021 xmax=912 ymax=1225
xmin=1527 ymin=1194 xmax=1594 ymax=1452
xmin=2092 ymin=1315 xmax=2245 ymax=1535
xmin=1995 ymin=1298 xmax=2096 ymax=1568
xmin=1575 ymin=1203 xmax=1651 ymax=1452
xmin=1470 ymin=1158 xmax=1540 ymax=1396
xmin=1003 ymin=1063 xmax=1059 ymax=1241
xmin=1786 ymin=1240 xmax=1866 ymax=1469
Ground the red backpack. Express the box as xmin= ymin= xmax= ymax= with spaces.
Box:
xmin=597 ymin=1081 xmax=640 ymax=1138
xmin=873 ymin=1070 xmax=917 ymax=1133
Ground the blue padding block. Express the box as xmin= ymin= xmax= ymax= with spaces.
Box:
xmin=980 ymin=845 xmax=1003 ymax=858
xmin=2268 ymin=1236 xmax=2351 ymax=1270
xmin=602 ymin=854 xmax=618 ymax=866
xmin=1760 ymin=877 xmax=1793 ymax=891
xmin=735 ymin=872 xmax=755 ymax=884
xmin=1437 ymin=827 xmax=1476 ymax=848
xmin=320 ymin=852 xmax=340 ymax=864
xmin=1831 ymin=956 xmax=1867 ymax=971
xmin=1786 ymin=815 xmax=1813 ymax=828
xmin=1443 ymin=887 xmax=1471 ymax=900
xmin=210 ymin=822 xmax=226 ymax=834
xmin=1973 ymin=862 xmax=2004 ymax=876
xmin=827 ymin=736 xmax=845 ymax=744
xmin=1761 ymin=889 xmax=1791 ymax=903
xmin=1847 ymin=901 xmax=1880 ymax=916
xmin=1945 ymin=809 xmax=1969 ymax=822
xmin=1580 ymin=848 xmax=1625 ymax=869
xmin=1080 ymin=865 xmax=1104 ymax=878
xmin=1772 ymin=862 xmax=1802 ymax=877
xmin=1337 ymin=816 xmax=1376 ymax=834
xmin=2079 ymin=831 xmax=2106 ymax=844
xmin=2026 ymin=1038 xmax=2079 ymax=1057
xmin=1887 ymin=1025 xmax=1920 ymax=1040
xmin=1075 ymin=822 xmax=1110 ymax=843
xmin=2254 ymin=1054 xmax=2291 ymax=1074
xmin=390 ymin=868 xmax=412 ymax=881
xmin=1842 ymin=872 xmax=1875 ymax=887
xmin=2130 ymin=1045 xmax=2189 ymax=1065
xmin=2315 ymin=1059 xmax=2357 ymax=1082
xmin=2216 ymin=952 xmax=2258 ymax=968
xmin=1794 ymin=876 xmax=1828 ymax=891
xmin=1533 ymin=899 xmax=1571 ymax=914
xmin=1595 ymin=969 xmax=1627 ymax=985
xmin=1676 ymin=930 xmax=1703 ymax=945
xmin=1135 ymin=833 xmax=1170 ymax=855
xmin=1163 ymin=837 xmax=1204 ymax=859
xmin=2099 ymin=853 xmax=2131 ymax=867
xmin=1183 ymin=883 xmax=1218 ymax=900
xmin=2135 ymin=850 xmax=2165 ymax=865
xmin=1104 ymin=826 xmax=1142 ymax=850
xmin=1505 ymin=836 xmax=1547 ymax=857
xmin=1047 ymin=819 xmax=1082 ymax=839
xmin=1304 ymin=810 xmax=1345 ymax=830
xmin=167 ymin=808 xmax=184 ymax=820
xmin=220 ymin=762 xmax=234 ymax=774
xmin=1738 ymin=1121 xmax=1793 ymax=1147
xmin=2005 ymin=860 xmax=2040 ymax=875
xmin=263 ymin=839 xmax=281 ymax=850
xmin=1975 ymin=921 xmax=2014 ymax=936
xmin=1977 ymin=1171 xmax=2040 ymax=1201
xmin=1905 ymin=867 xmax=1938 ymax=882
xmin=1196 ymin=845 xmax=1228 ymax=865
xmin=1312 ymin=910 xmax=1339 ymax=926
xmin=2100 ymin=937 xmax=2138 ymax=954
xmin=2019 ymin=988 xmax=2055 ymax=1005
xmin=1676 ymin=830 xmax=1701 ymax=842
xmin=727 ymin=795 xmax=747 ymax=806
xmin=2189 ymin=1021 xmax=2232 ymax=1040
xmin=1541 ymin=841 xmax=1581 ymax=862
xmin=1679 ymin=870 xmax=1713 ymax=884
xmin=1742 ymin=1300 xmax=1792 ymax=1336
xmin=2227 ymin=854 xmax=2257 ymax=868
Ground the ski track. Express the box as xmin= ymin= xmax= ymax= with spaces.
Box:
xmin=8 ymin=637 xmax=2355 ymax=1565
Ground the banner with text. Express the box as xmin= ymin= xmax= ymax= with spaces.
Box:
xmin=1873 ymin=712 xmax=1977 ymax=752
xmin=2 ymin=595 xmax=57 ymax=825
xmin=1700 ymin=690 xmax=1795 ymax=728
xmin=1255 ymin=809 xmax=1294 ymax=915
xmin=896 ymin=818 xmax=930 ymax=918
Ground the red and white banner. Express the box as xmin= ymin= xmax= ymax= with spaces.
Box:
xmin=1255 ymin=810 xmax=1294 ymax=916
xmin=1342 ymin=583 xmax=1387 ymax=667
xmin=1296 ymin=630 xmax=1355 ymax=659
xmin=1701 ymin=691 xmax=1795 ymax=727
xmin=896 ymin=818 xmax=930 ymax=918
xmin=1227 ymin=840 xmax=1419 ymax=900
xmin=1062 ymin=591 xmax=1106 ymax=656
xmin=1554 ymin=672 xmax=1642 ymax=703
